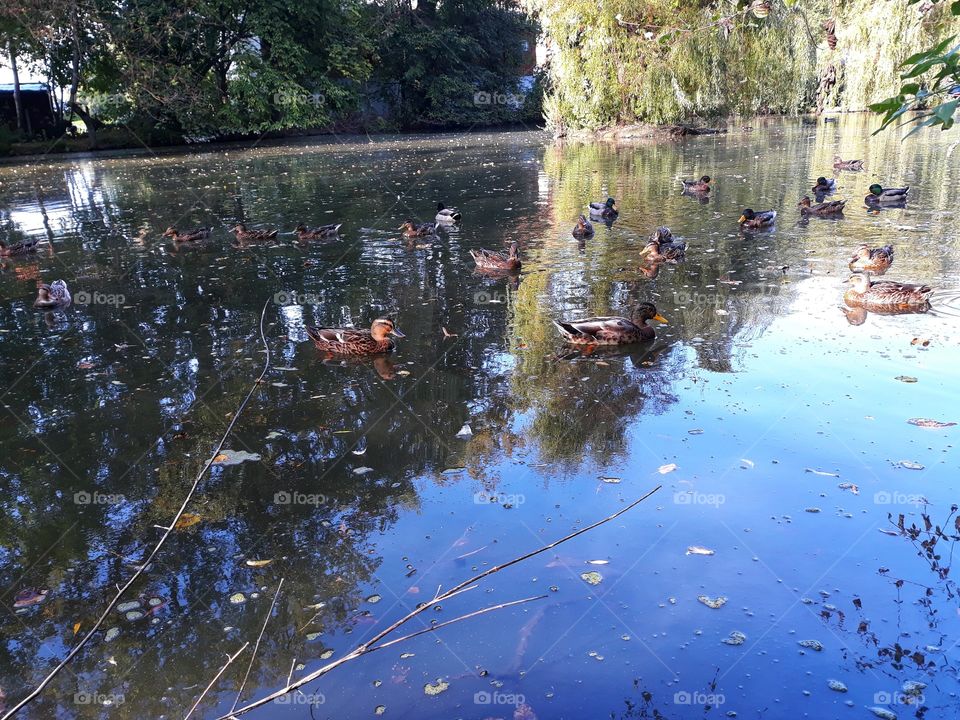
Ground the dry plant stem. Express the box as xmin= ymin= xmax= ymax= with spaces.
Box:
xmin=231 ymin=578 xmax=285 ymax=713
xmin=1 ymin=300 xmax=273 ymax=720
xmin=185 ymin=642 xmax=251 ymax=720
xmin=222 ymin=485 xmax=662 ymax=718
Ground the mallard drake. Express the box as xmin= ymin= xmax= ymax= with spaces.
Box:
xmin=553 ymin=302 xmax=667 ymax=346
xmin=231 ymin=224 xmax=278 ymax=242
xmin=295 ymin=223 xmax=342 ymax=241
xmin=163 ymin=227 xmax=212 ymax=243
xmin=680 ymin=176 xmax=711 ymax=193
xmin=865 ymin=184 xmax=908 ymax=204
xmin=812 ymin=177 xmax=836 ymax=193
xmin=848 ymin=245 xmax=894 ymax=274
xmin=0 ymin=238 xmax=39 ymax=257
xmin=34 ymin=280 xmax=71 ymax=309
xmin=798 ymin=196 xmax=846 ymax=216
xmin=435 ymin=204 xmax=462 ymax=224
xmin=399 ymin=220 xmax=438 ymax=237
xmin=572 ymin=214 xmax=594 ymax=238
xmin=306 ymin=318 xmax=405 ymax=356
xmin=844 ymin=274 xmax=932 ymax=309
xmin=738 ymin=208 xmax=777 ymax=228
xmin=588 ymin=197 xmax=619 ymax=219
xmin=640 ymin=227 xmax=685 ymax=262
xmin=470 ymin=242 xmax=521 ymax=272
xmin=833 ymin=155 xmax=864 ymax=170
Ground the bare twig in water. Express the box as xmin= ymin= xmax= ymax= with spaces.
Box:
xmin=231 ymin=579 xmax=285 ymax=713
xmin=184 ymin=642 xmax=250 ymax=720
xmin=220 ymin=485 xmax=662 ymax=718
xmin=1 ymin=299 xmax=273 ymax=720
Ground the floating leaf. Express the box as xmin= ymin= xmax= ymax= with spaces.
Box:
xmin=805 ymin=468 xmax=839 ymax=477
xmin=827 ymin=679 xmax=847 ymax=692
xmin=908 ymin=418 xmax=956 ymax=428
xmin=375 ymin=706 xmax=386 ymax=715
xmin=895 ymin=376 xmax=918 ymax=383
xmin=366 ymin=594 xmax=382 ymax=604
xmin=245 ymin=559 xmax=273 ymax=567
xmin=580 ymin=571 xmax=603 ymax=585
xmin=868 ymin=708 xmax=897 ymax=720
xmin=104 ymin=627 xmax=121 ymax=642
xmin=73 ymin=622 xmax=82 ymax=635
xmin=423 ymin=679 xmax=449 ymax=696
xmin=838 ymin=482 xmax=859 ymax=495
xmin=798 ymin=639 xmax=823 ymax=651
xmin=174 ymin=513 xmax=202 ymax=530
xmin=117 ymin=601 xmax=141 ymax=613
xmin=213 ymin=449 xmax=262 ymax=465
xmin=125 ymin=610 xmax=144 ymax=621
xmin=687 ymin=429 xmax=704 ymax=435
xmin=698 ymin=595 xmax=727 ymax=609
xmin=686 ymin=546 xmax=715 ymax=556
xmin=658 ymin=463 xmax=677 ymax=474
xmin=353 ymin=466 xmax=374 ymax=475
xmin=900 ymin=461 xmax=925 ymax=470
xmin=587 ymin=560 xmax=609 ymax=565
xmin=455 ymin=424 xmax=473 ymax=439
xmin=600 ymin=477 xmax=621 ymax=484
xmin=229 ymin=593 xmax=247 ymax=604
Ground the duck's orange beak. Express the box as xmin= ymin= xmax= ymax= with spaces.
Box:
xmin=653 ymin=314 xmax=668 ymax=324
xmin=738 ymin=215 xmax=746 ymax=224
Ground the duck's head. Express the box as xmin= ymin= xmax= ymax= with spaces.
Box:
xmin=738 ymin=208 xmax=756 ymax=223
xmin=371 ymin=317 xmax=405 ymax=340
xmin=508 ymin=241 xmax=520 ymax=258
xmin=650 ymin=226 xmax=673 ymax=244
xmin=162 ymin=227 xmax=177 ymax=237
xmin=294 ymin=224 xmax=308 ymax=233
xmin=852 ymin=244 xmax=870 ymax=259
xmin=577 ymin=214 xmax=589 ymax=226
xmin=798 ymin=196 xmax=812 ymax=208
xmin=847 ymin=274 xmax=870 ymax=292
xmin=398 ymin=220 xmax=416 ymax=231
xmin=231 ymin=224 xmax=247 ymax=233
xmin=634 ymin=302 xmax=668 ymax=324
xmin=437 ymin=203 xmax=446 ymax=211
xmin=699 ymin=175 xmax=711 ymax=184
xmin=868 ymin=183 xmax=884 ymax=196
xmin=605 ymin=197 xmax=617 ymax=209
xmin=816 ymin=176 xmax=829 ymax=186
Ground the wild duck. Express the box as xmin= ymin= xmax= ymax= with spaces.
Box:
xmin=738 ymin=208 xmax=777 ymax=228
xmin=295 ymin=223 xmax=342 ymax=241
xmin=844 ymin=274 xmax=932 ymax=309
xmin=34 ymin=280 xmax=71 ymax=309
xmin=812 ymin=177 xmax=836 ymax=193
xmin=588 ymin=197 xmax=619 ymax=220
xmin=864 ymin=184 xmax=908 ymax=205
xmin=798 ymin=196 xmax=846 ymax=216
xmin=470 ymin=242 xmax=521 ymax=272
xmin=833 ymin=156 xmax=864 ymax=170
xmin=640 ymin=227 xmax=686 ymax=262
xmin=231 ymin=224 xmax=278 ymax=242
xmin=163 ymin=227 xmax=212 ymax=244
xmin=848 ymin=245 xmax=894 ymax=274
xmin=680 ymin=176 xmax=711 ymax=193
xmin=553 ymin=302 xmax=667 ymax=346
xmin=399 ymin=220 xmax=438 ymax=237
xmin=572 ymin=214 xmax=594 ymax=238
xmin=435 ymin=204 xmax=462 ymax=224
xmin=306 ymin=318 xmax=405 ymax=356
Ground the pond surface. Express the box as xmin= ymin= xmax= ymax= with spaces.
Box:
xmin=1 ymin=117 xmax=959 ymax=720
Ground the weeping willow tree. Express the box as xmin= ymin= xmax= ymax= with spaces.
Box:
xmin=527 ymin=0 xmax=960 ymax=130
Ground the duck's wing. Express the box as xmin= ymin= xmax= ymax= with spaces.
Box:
xmin=883 ymin=187 xmax=909 ymax=197
xmin=307 ymin=327 xmax=354 ymax=344
xmin=554 ymin=316 xmax=637 ymax=340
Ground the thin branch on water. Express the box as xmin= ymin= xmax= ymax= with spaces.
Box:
xmin=1 ymin=299 xmax=274 ymax=720
xmin=184 ymin=642 xmax=250 ymax=720
xmin=220 ymin=485 xmax=662 ymax=718
xmin=231 ymin=578 xmax=285 ymax=713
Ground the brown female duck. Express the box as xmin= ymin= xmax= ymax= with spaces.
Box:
xmin=231 ymin=224 xmax=279 ymax=242
xmin=398 ymin=220 xmax=438 ymax=237
xmin=844 ymin=274 xmax=932 ymax=309
xmin=34 ymin=280 xmax=71 ymax=309
xmin=553 ymin=302 xmax=667 ymax=346
xmin=572 ymin=214 xmax=594 ymax=238
xmin=848 ymin=245 xmax=894 ymax=274
xmin=640 ymin=227 xmax=686 ymax=262
xmin=798 ymin=196 xmax=846 ymax=216
xmin=295 ymin=223 xmax=342 ymax=241
xmin=833 ymin=156 xmax=864 ymax=171
xmin=680 ymin=175 xmax=711 ymax=193
xmin=163 ymin=227 xmax=212 ymax=244
xmin=470 ymin=242 xmax=521 ymax=272
xmin=306 ymin=318 xmax=405 ymax=356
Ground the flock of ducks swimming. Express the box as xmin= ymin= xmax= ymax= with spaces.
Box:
xmin=13 ymin=153 xmax=933 ymax=354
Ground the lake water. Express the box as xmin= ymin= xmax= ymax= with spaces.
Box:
xmin=1 ymin=117 xmax=959 ymax=719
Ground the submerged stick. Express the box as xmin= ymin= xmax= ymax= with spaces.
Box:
xmin=221 ymin=485 xmax=662 ymax=718
xmin=2 ymin=300 xmax=273 ymax=720
xmin=184 ymin=642 xmax=250 ymax=720
xmin=231 ymin=578 xmax=285 ymax=713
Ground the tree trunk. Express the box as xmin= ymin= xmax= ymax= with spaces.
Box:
xmin=7 ymin=39 xmax=26 ymax=133
xmin=68 ymin=0 xmax=81 ymax=120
